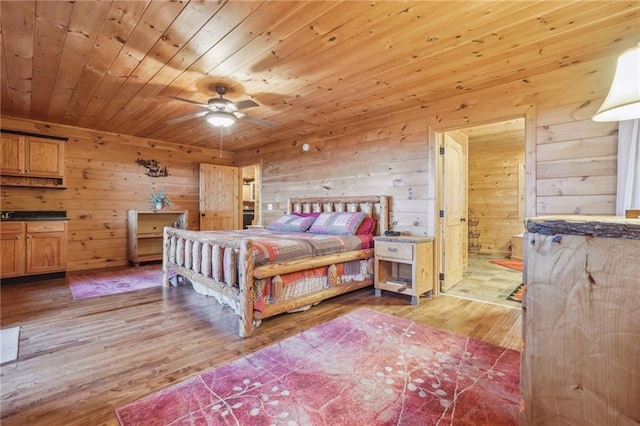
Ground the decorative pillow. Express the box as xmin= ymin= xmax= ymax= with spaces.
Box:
xmin=356 ymin=217 xmax=377 ymax=235
xmin=266 ymin=214 xmax=316 ymax=233
xmin=291 ymin=212 xmax=321 ymax=218
xmin=308 ymin=212 xmax=366 ymax=235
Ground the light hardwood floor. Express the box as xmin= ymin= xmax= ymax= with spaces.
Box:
xmin=1 ymin=272 xmax=523 ymax=425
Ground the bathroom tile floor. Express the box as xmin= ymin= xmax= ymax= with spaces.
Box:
xmin=446 ymin=253 xmax=523 ymax=309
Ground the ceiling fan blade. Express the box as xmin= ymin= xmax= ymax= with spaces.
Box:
xmin=166 ymin=111 xmax=208 ymax=125
xmin=238 ymin=113 xmax=276 ymax=128
xmin=169 ymin=96 xmax=209 ymax=107
xmin=233 ymin=99 xmax=260 ymax=110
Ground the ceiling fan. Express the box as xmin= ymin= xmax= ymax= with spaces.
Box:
xmin=166 ymin=86 xmax=276 ymax=128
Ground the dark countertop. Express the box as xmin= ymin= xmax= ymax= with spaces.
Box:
xmin=0 ymin=211 xmax=69 ymax=221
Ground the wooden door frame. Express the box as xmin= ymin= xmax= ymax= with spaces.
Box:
xmin=431 ymin=104 xmax=536 ymax=296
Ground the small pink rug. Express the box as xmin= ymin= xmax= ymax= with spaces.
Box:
xmin=115 ymin=308 xmax=520 ymax=425
xmin=68 ymin=265 xmax=163 ymax=300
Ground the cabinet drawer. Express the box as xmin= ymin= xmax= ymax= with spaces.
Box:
xmin=0 ymin=222 xmax=25 ymax=233
xmin=375 ymin=241 xmax=413 ymax=261
xmin=27 ymin=221 xmax=66 ymax=233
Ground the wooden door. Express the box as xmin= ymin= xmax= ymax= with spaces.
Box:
xmin=441 ymin=133 xmax=466 ymax=291
xmin=199 ymin=164 xmax=242 ymax=230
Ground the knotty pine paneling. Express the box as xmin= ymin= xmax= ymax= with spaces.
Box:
xmin=0 ymin=53 xmax=623 ymax=273
xmin=0 ymin=116 xmax=234 ymax=271
xmin=535 ymin=99 xmax=618 ymax=214
xmin=243 ymin=115 xmax=435 ymax=237
xmin=537 ymin=176 xmax=617 ymax=197
xmin=468 ymin=130 xmax=525 ymax=255
xmin=236 ymin=56 xmax=620 ymax=248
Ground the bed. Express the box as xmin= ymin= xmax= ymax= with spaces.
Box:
xmin=162 ymin=195 xmax=389 ymax=337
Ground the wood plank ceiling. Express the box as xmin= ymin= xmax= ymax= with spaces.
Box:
xmin=1 ymin=1 xmax=639 ymax=152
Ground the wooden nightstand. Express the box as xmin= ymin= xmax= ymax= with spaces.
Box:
xmin=374 ymin=236 xmax=434 ymax=305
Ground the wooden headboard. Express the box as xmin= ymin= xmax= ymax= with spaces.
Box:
xmin=286 ymin=195 xmax=389 ymax=235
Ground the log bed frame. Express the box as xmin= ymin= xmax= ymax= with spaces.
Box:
xmin=162 ymin=195 xmax=389 ymax=337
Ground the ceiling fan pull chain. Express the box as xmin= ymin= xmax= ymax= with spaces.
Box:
xmin=219 ymin=128 xmax=223 ymax=158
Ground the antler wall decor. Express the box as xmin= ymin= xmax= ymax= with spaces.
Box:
xmin=136 ymin=158 xmax=169 ymax=178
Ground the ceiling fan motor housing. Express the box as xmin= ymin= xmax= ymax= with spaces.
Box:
xmin=208 ymin=97 xmax=237 ymax=111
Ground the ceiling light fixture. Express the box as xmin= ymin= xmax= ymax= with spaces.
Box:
xmin=206 ymin=111 xmax=236 ymax=127
xmin=593 ymin=42 xmax=640 ymax=122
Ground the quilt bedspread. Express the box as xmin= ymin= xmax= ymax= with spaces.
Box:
xmin=196 ymin=229 xmax=373 ymax=266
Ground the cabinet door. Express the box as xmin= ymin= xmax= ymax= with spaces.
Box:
xmin=0 ymin=223 xmax=26 ymax=278
xmin=25 ymin=136 xmax=65 ymax=178
xmin=0 ymin=133 xmax=25 ymax=175
xmin=26 ymin=232 xmax=66 ymax=274
xmin=26 ymin=221 xmax=67 ymax=274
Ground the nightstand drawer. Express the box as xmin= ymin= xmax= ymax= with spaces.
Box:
xmin=375 ymin=241 xmax=413 ymax=261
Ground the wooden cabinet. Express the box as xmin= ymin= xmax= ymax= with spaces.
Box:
xmin=1 ymin=133 xmax=23 ymax=175
xmin=373 ymin=236 xmax=434 ymax=305
xmin=25 ymin=221 xmax=67 ymax=275
xmin=0 ymin=220 xmax=67 ymax=278
xmin=128 ymin=210 xmax=188 ymax=266
xmin=0 ymin=132 xmax=66 ymax=187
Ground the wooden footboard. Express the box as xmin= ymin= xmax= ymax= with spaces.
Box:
xmin=163 ymin=195 xmax=388 ymax=338
xmin=162 ymin=228 xmax=255 ymax=336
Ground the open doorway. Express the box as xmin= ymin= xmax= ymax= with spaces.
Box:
xmin=439 ymin=118 xmax=526 ymax=308
xmin=241 ymin=164 xmax=261 ymax=228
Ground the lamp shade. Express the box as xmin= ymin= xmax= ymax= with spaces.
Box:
xmin=205 ymin=111 xmax=236 ymax=127
xmin=593 ymin=43 xmax=640 ymax=122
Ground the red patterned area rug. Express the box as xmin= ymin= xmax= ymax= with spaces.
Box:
xmin=507 ymin=283 xmax=527 ymax=303
xmin=489 ymin=259 xmax=523 ymax=272
xmin=68 ymin=264 xmax=162 ymax=300
xmin=115 ymin=308 xmax=520 ymax=425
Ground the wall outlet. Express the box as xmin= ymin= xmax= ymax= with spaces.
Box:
xmin=267 ymin=203 xmax=273 ymax=211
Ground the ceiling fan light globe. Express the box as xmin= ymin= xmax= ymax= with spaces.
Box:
xmin=206 ymin=111 xmax=236 ymax=127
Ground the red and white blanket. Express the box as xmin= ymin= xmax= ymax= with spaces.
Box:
xmin=196 ymin=228 xmax=373 ymax=266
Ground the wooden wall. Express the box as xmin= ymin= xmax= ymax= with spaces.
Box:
xmin=536 ymin=101 xmax=618 ymax=214
xmin=468 ymin=129 xmax=526 ymax=255
xmin=236 ymin=56 xmax=619 ymax=238
xmin=1 ymin=56 xmax=620 ymax=273
xmin=240 ymin=115 xmax=436 ymax=236
xmin=0 ymin=116 xmax=234 ymax=271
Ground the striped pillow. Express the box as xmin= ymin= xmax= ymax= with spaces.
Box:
xmin=266 ymin=215 xmax=316 ymax=233
xmin=308 ymin=212 xmax=366 ymax=235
